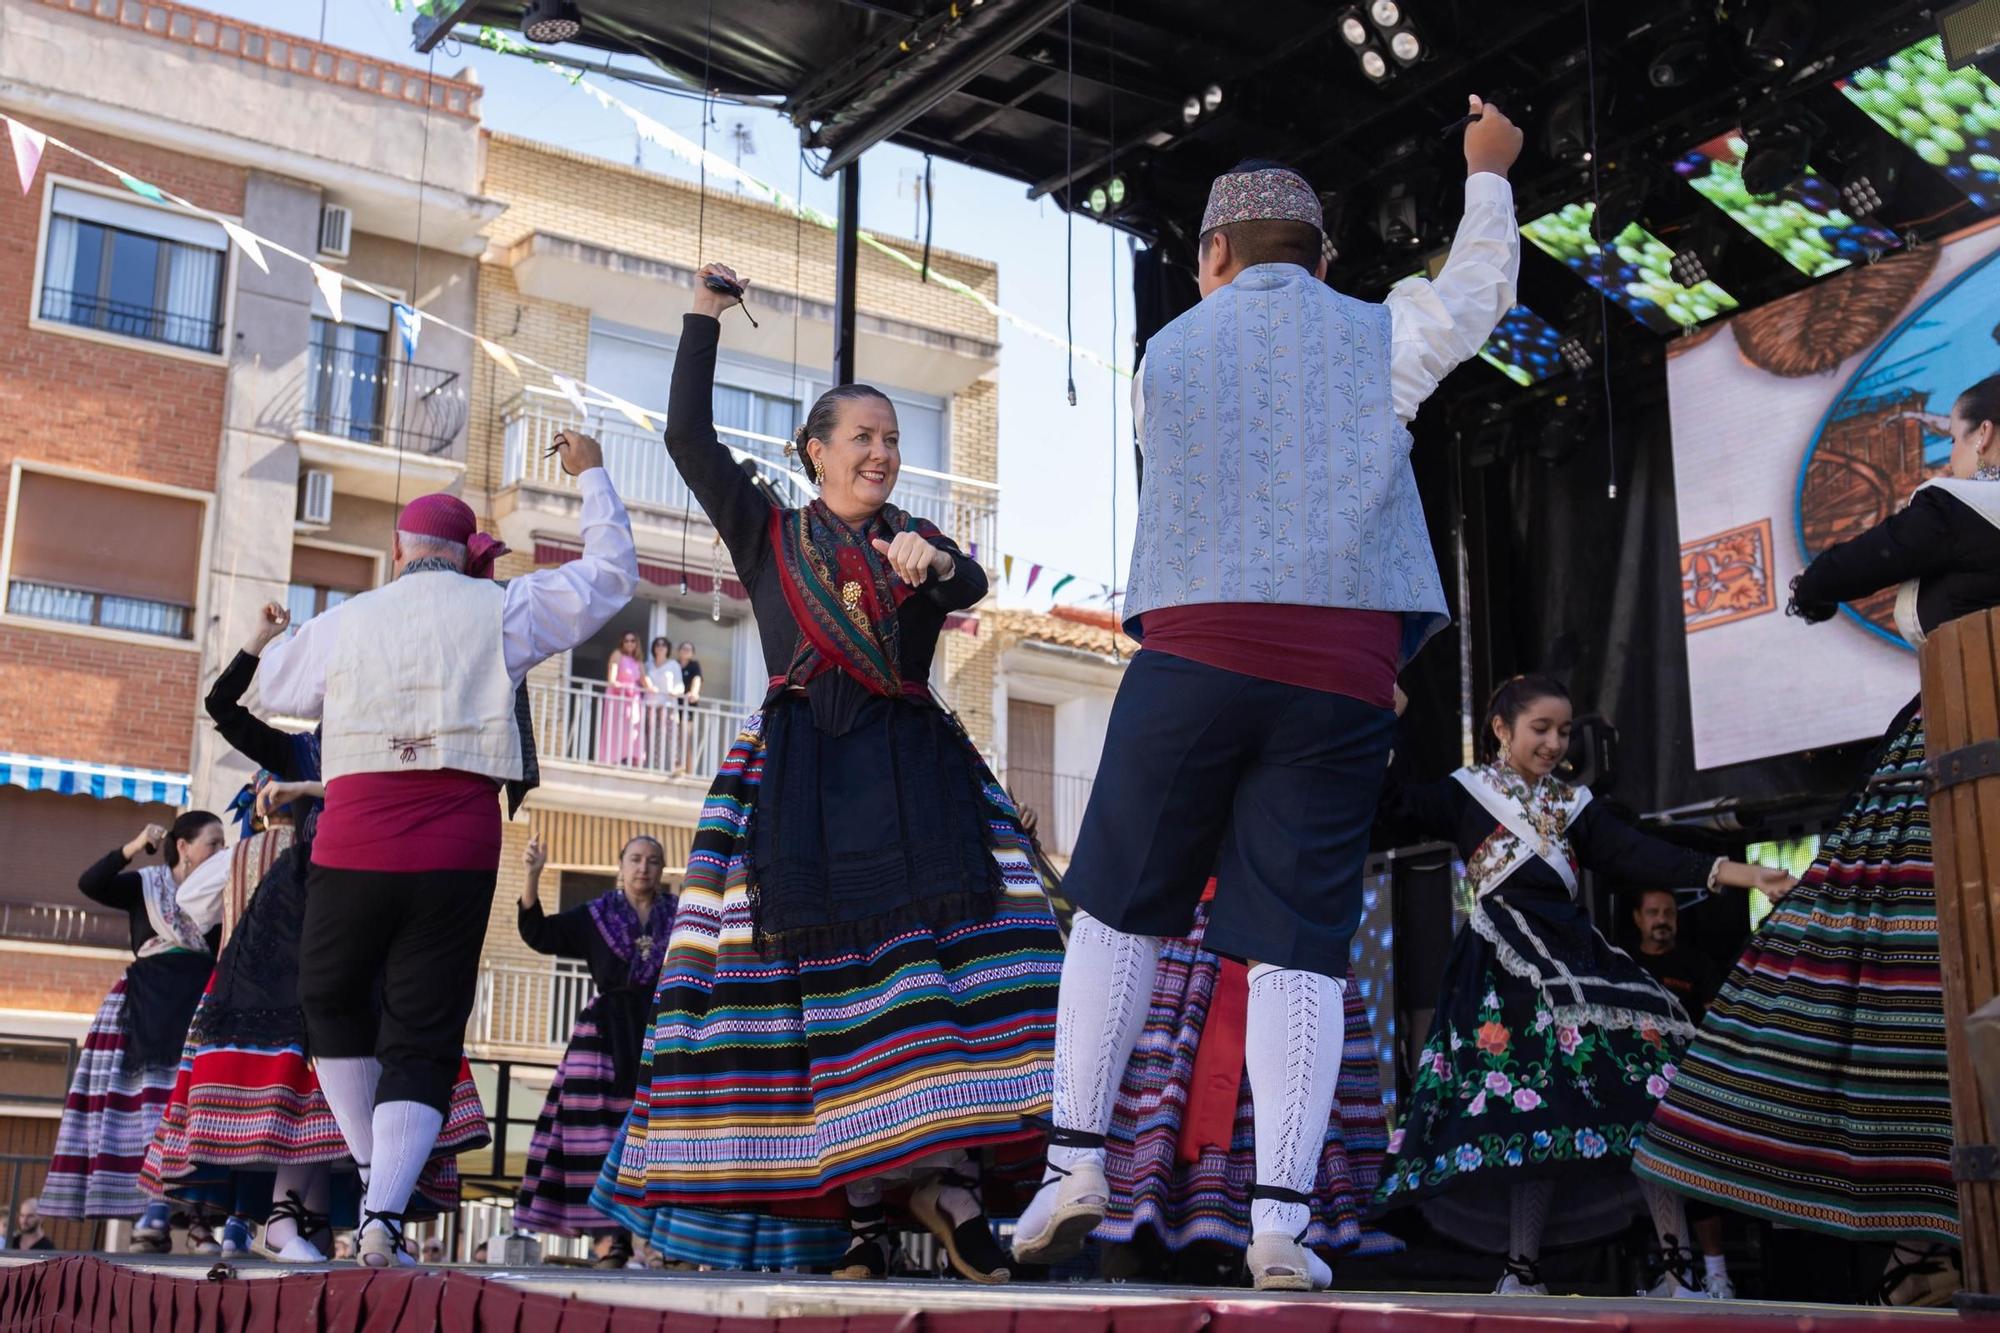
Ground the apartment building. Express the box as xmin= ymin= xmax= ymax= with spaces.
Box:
xmin=0 ymin=0 xmax=489 ymax=1230
xmin=460 ymin=134 xmax=1007 ymax=1095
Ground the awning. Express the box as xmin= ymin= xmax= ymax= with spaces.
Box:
xmin=528 ymin=808 xmax=694 ymax=875
xmin=0 ymin=753 xmax=189 ymax=807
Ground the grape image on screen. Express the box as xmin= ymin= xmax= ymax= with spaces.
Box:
xmin=1478 ymin=304 xmax=1564 ymax=386
xmin=1521 ymin=202 xmax=1739 ymax=334
xmin=1676 ymin=132 xmax=1900 ymax=278
xmin=1841 ymin=37 xmax=2000 ymax=213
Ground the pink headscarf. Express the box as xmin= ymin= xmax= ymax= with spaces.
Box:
xmin=397 ymin=492 xmax=510 ymax=580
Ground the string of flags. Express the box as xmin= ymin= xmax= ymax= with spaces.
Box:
xmin=1 ymin=107 xmax=1123 ymax=611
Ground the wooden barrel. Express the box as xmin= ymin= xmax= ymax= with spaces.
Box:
xmin=1918 ymin=608 xmax=2000 ymax=1293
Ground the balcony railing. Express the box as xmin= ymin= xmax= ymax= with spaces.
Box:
xmin=0 ymin=902 xmax=129 ymax=950
xmin=299 ymin=341 xmax=465 ymax=456
xmin=38 ymin=286 xmax=221 ymax=354
xmin=501 ymin=389 xmax=1000 ymax=561
xmin=6 ymin=579 xmax=191 ymax=640
xmin=468 ymin=959 xmax=595 ymax=1051
xmin=1002 ymin=768 xmax=1095 ymax=858
xmin=528 ymin=676 xmax=750 ymax=781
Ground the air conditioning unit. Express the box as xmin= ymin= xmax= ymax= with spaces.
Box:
xmin=317 ymin=202 xmax=352 ymax=260
xmin=297 ymin=469 xmax=334 ymax=527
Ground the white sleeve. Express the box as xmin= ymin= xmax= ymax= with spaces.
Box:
xmin=500 ymin=467 xmax=640 ymax=684
xmin=1382 ymin=172 xmax=1519 ymax=422
xmin=253 ymin=604 xmax=341 ymax=720
xmin=1131 ymin=354 xmax=1147 ymax=451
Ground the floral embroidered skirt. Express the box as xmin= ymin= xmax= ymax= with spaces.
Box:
xmin=1373 ymin=915 xmax=1683 ymax=1254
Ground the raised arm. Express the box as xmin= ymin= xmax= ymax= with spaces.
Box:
xmin=499 ymin=454 xmax=640 ymax=684
xmin=516 ymin=835 xmax=592 ymax=957
xmin=78 ymin=827 xmax=158 ymax=912
xmin=668 ymin=277 xmax=776 ymax=576
xmin=207 ymin=603 xmax=310 ymax=778
xmin=1789 ymin=485 xmax=1959 ymax=621
xmin=1383 ymin=97 xmax=1523 ymax=422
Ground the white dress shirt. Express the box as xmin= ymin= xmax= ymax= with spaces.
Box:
xmin=257 ymin=467 xmax=639 ymax=718
xmin=1133 ymin=171 xmax=1520 ymax=435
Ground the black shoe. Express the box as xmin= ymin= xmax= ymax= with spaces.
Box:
xmin=911 ymin=1170 xmax=1010 ymax=1284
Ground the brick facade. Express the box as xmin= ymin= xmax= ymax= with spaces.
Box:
xmin=0 ymin=120 xmax=244 ymax=774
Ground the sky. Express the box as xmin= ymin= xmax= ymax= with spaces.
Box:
xmin=184 ymin=0 xmax=1140 ymax=605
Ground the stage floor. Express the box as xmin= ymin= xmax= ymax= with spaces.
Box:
xmin=0 ymin=1251 xmax=1962 ymax=1326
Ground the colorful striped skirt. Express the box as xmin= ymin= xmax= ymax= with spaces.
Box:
xmin=515 ymin=995 xmax=638 ymax=1236
xmin=42 ymin=978 xmax=176 ymax=1219
xmin=1633 ymin=708 xmax=1956 ymax=1244
xmin=138 ymin=859 xmax=487 ymax=1218
xmin=593 ymin=713 xmax=1062 ymax=1218
xmin=1098 ymin=904 xmax=1401 ymax=1258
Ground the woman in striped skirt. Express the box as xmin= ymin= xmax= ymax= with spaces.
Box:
xmin=592 ymin=271 xmax=1062 ymax=1284
xmin=1635 ymin=375 xmax=2000 ymax=1305
xmin=1097 ymin=885 xmax=1400 ymax=1282
xmin=43 ymin=811 xmax=225 ymax=1244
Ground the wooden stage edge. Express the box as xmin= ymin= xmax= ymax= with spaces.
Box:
xmin=0 ymin=1251 xmax=1973 ymax=1329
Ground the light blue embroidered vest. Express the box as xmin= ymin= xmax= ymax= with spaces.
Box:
xmin=1122 ymin=263 xmax=1449 ymax=664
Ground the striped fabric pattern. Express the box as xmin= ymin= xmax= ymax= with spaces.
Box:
xmin=0 ymin=753 xmax=188 ymax=806
xmin=1633 ymin=712 xmax=1956 ymax=1243
xmin=1098 ymin=905 xmax=1401 ymax=1257
xmin=41 ymin=980 xmax=175 ymax=1219
xmin=515 ymin=1002 xmax=630 ymax=1235
xmin=595 ymin=714 xmax=1061 ymax=1213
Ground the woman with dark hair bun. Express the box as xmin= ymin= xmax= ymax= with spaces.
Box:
xmin=593 ymin=263 xmax=1061 ymax=1285
xmin=1634 ymin=373 xmax=2000 ymax=1307
xmin=42 ymin=808 xmax=227 ymax=1247
xmin=1371 ymin=676 xmax=1791 ymax=1297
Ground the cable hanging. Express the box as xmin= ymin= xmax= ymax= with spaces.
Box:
xmin=1583 ymin=0 xmax=1618 ymax=501
xmin=1063 ymin=0 xmax=1077 ymax=407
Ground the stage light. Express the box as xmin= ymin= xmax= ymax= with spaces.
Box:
xmin=1736 ymin=0 xmax=1814 ymax=72
xmin=1340 ymin=11 xmax=1370 ymax=46
xmin=1669 ymin=247 xmax=1708 ymax=287
xmin=1557 ymin=334 xmax=1594 ymax=375
xmin=1669 ymin=218 xmax=1730 ymax=289
xmin=1939 ymin=0 xmax=2000 ymax=70
xmin=1543 ymin=92 xmax=1591 ymax=165
xmin=1107 ymin=175 xmax=1127 ymax=206
xmin=1373 ymin=182 xmax=1421 ymax=248
xmin=1087 ymin=186 xmax=1108 ymax=214
xmin=1819 ymin=140 xmax=1901 ymax=218
xmin=1389 ymin=30 xmax=1422 ymax=63
xmin=1182 ymin=96 xmax=1202 ymax=125
xmin=1360 ymin=48 xmax=1391 ymax=83
xmin=1741 ymin=114 xmax=1813 ymax=195
xmin=1649 ymin=35 xmax=1706 ymax=87
xmin=1370 ymin=0 xmax=1402 ymax=27
xmin=522 ymin=0 xmax=582 ymax=45
xmin=1202 ymin=84 xmax=1223 ymax=112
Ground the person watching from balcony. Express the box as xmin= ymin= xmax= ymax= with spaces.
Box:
xmin=645 ymin=636 xmax=684 ymax=773
xmin=256 ymin=432 xmax=638 ymax=1268
xmin=599 ymin=631 xmax=648 ymax=767
xmin=590 ymin=262 xmax=1059 ymax=1285
xmin=672 ymin=640 xmax=704 ymax=772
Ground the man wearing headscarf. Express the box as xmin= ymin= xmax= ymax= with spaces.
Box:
xmin=258 ymin=431 xmax=637 ymax=1266
xmin=1014 ymin=97 xmax=1524 ymax=1289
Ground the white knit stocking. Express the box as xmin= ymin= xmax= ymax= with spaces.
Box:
xmin=1047 ymin=911 xmax=1158 ymax=1176
xmin=1639 ymin=1177 xmax=1690 ymax=1251
xmin=313 ymin=1055 xmax=380 ymax=1171
xmin=1509 ymin=1180 xmax=1554 ymax=1262
xmin=1245 ymin=964 xmax=1345 ymax=1238
xmin=364 ymin=1100 xmax=442 ymax=1225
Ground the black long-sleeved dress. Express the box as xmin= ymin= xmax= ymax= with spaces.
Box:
xmin=589 ymin=314 xmax=1062 ymax=1236
xmin=1371 ymin=763 xmax=1718 ymax=1255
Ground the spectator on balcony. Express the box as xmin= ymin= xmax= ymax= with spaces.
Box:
xmin=599 ymin=632 xmax=649 ymax=767
xmin=256 ymin=431 xmax=638 ymax=1269
xmin=42 ymin=811 xmax=225 ymax=1248
xmin=141 ymin=603 xmax=486 ymax=1264
xmin=674 ymin=641 xmax=704 ymax=773
xmin=593 ymin=266 xmax=1059 ymax=1286
xmin=15 ymin=1202 xmax=53 ymax=1252
xmin=644 ymin=637 xmax=684 ymax=773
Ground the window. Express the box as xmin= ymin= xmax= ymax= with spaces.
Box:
xmin=304 ymin=315 xmax=391 ymax=446
xmin=713 ymin=384 xmax=797 ymax=444
xmin=4 ymin=469 xmax=205 ymax=641
xmin=286 ymin=543 xmax=377 ymax=631
xmin=38 ymin=185 xmax=227 ymax=354
xmin=0 ymin=787 xmax=176 ymax=931
xmin=587 ymin=319 xmax=801 ymax=459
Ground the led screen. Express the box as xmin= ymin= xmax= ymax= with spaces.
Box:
xmin=1676 ymin=131 xmax=1900 ymax=277
xmin=1743 ymin=835 xmax=1821 ymax=930
xmin=1841 ymin=36 xmax=2000 ymax=212
xmin=1479 ymin=304 xmax=1565 ymax=385
xmin=1522 ymin=202 xmax=1739 ymax=333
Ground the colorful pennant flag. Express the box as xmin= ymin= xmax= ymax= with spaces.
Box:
xmin=1003 ymin=554 xmax=1014 ymax=584
xmin=309 ymin=261 xmax=345 ymax=324
xmin=1025 ymin=564 xmax=1043 ymax=595
xmin=7 ymin=120 xmax=45 ymax=196
xmin=551 ymin=373 xmax=590 ymax=418
xmin=393 ymin=303 xmax=423 ymax=359
xmin=220 ymin=219 xmax=268 ymax=274
xmin=479 ymin=337 xmax=522 ymax=378
xmin=115 ymin=170 xmax=164 ymax=203
xmin=1050 ymin=573 xmax=1076 ymax=598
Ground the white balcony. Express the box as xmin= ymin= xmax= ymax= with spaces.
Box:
xmin=529 ymin=676 xmax=751 ymax=785
xmin=468 ymin=959 xmax=595 ymax=1057
xmin=499 ymin=388 xmax=999 ymax=563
